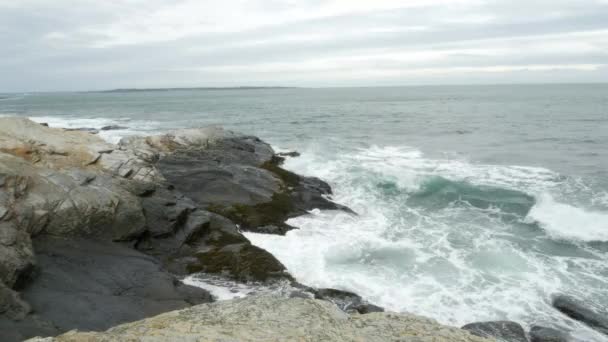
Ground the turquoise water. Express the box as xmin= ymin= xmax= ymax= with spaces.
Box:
xmin=2 ymin=84 xmax=608 ymax=340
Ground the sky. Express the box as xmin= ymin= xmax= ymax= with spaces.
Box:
xmin=1 ymin=0 xmax=608 ymax=92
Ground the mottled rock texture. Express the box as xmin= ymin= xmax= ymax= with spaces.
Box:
xmin=27 ymin=296 xmax=493 ymax=342
xmin=462 ymin=321 xmax=528 ymax=342
xmin=0 ymin=118 xmax=351 ymax=341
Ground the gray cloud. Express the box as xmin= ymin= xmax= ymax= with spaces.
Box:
xmin=1 ymin=0 xmax=607 ymax=92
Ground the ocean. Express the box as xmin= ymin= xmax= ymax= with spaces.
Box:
xmin=2 ymin=84 xmax=607 ymax=341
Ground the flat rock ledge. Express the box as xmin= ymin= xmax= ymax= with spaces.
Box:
xmin=27 ymin=295 xmax=493 ymax=342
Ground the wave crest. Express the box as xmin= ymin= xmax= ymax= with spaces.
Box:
xmin=526 ymin=194 xmax=608 ymax=242
xmin=407 ymin=176 xmax=535 ymax=216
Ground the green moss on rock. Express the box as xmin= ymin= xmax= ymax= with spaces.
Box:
xmin=207 ymin=192 xmax=295 ymax=234
xmin=260 ymin=161 xmax=300 ymax=188
xmin=187 ymin=243 xmax=292 ymax=282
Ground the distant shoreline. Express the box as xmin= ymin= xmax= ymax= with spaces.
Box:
xmin=96 ymin=86 xmax=298 ymax=93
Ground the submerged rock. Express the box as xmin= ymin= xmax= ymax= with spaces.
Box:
xmin=552 ymin=295 xmax=608 ymax=336
xmin=27 ymin=296 xmax=493 ymax=342
xmin=462 ymin=321 xmax=528 ymax=342
xmin=529 ymin=325 xmax=570 ymax=342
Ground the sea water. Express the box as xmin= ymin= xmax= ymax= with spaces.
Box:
xmin=2 ymin=84 xmax=607 ymax=340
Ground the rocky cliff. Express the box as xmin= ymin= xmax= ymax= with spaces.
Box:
xmin=0 ymin=118 xmax=358 ymax=340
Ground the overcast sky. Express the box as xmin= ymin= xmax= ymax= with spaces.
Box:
xmin=1 ymin=0 xmax=607 ymax=92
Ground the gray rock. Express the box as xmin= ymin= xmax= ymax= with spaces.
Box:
xmin=147 ymin=131 xmax=352 ymax=234
xmin=314 ymin=288 xmax=384 ymax=314
xmin=27 ymin=296 xmax=493 ymax=342
xmin=552 ymin=295 xmax=608 ymax=336
xmin=7 ymin=236 xmax=212 ymax=341
xmin=462 ymin=321 xmax=528 ymax=342
xmin=0 ymin=118 xmax=358 ymax=340
xmin=64 ymin=127 xmax=99 ymax=134
xmin=0 ymin=205 xmax=7 ymax=220
xmin=100 ymin=125 xmax=127 ymax=131
xmin=277 ymin=151 xmax=301 ymax=158
xmin=189 ymin=242 xmax=291 ymax=282
xmin=0 ymin=282 xmax=30 ymax=319
xmin=133 ymin=184 xmax=291 ymax=282
xmin=0 ymin=222 xmax=36 ymax=289
xmin=530 ymin=325 xmax=570 ymax=342
xmin=0 ymin=313 xmax=59 ymax=342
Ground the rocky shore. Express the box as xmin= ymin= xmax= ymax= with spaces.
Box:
xmin=0 ymin=117 xmax=603 ymax=341
xmin=26 ymin=296 xmax=491 ymax=342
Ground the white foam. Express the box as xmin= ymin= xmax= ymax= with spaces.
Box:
xmin=527 ymin=194 xmax=608 ymax=242
xmin=246 ymin=144 xmax=608 ymax=341
xmin=182 ymin=275 xmax=257 ymax=301
xmin=182 ymin=274 xmax=298 ymax=301
xmin=27 ymin=115 xmax=162 ymax=144
xmin=0 ymin=95 xmax=25 ymax=101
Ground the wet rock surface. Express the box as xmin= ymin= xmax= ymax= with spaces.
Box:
xmin=552 ymin=295 xmax=608 ymax=336
xmin=462 ymin=321 xmax=528 ymax=342
xmin=313 ymin=288 xmax=384 ymax=314
xmin=529 ymin=325 xmax=570 ymax=342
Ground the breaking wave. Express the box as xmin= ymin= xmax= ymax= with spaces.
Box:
xmin=246 ymin=144 xmax=608 ymax=342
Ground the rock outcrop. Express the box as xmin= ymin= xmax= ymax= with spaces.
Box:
xmin=462 ymin=321 xmax=528 ymax=342
xmin=27 ymin=296 xmax=493 ymax=342
xmin=0 ymin=118 xmax=353 ymax=341
xmin=552 ymin=295 xmax=608 ymax=337
xmin=529 ymin=325 xmax=570 ymax=342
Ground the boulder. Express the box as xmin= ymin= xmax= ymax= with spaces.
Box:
xmin=26 ymin=296 xmax=493 ymax=342
xmin=100 ymin=125 xmax=127 ymax=131
xmin=552 ymin=295 xmax=608 ymax=336
xmin=313 ymin=288 xmax=384 ymax=314
xmin=529 ymin=325 xmax=570 ymax=342
xmin=462 ymin=321 xmax=528 ymax=342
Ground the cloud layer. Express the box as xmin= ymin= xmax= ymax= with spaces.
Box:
xmin=1 ymin=0 xmax=607 ymax=91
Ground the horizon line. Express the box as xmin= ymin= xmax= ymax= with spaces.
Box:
xmin=2 ymin=81 xmax=608 ymax=94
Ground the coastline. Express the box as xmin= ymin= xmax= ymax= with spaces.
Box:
xmin=0 ymin=118 xmax=399 ymax=341
xmin=0 ymin=117 xmax=593 ymax=342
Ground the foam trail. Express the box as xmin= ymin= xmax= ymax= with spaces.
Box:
xmin=182 ymin=274 xmax=298 ymax=301
xmin=527 ymin=194 xmax=608 ymax=242
xmin=182 ymin=275 xmax=257 ymax=300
